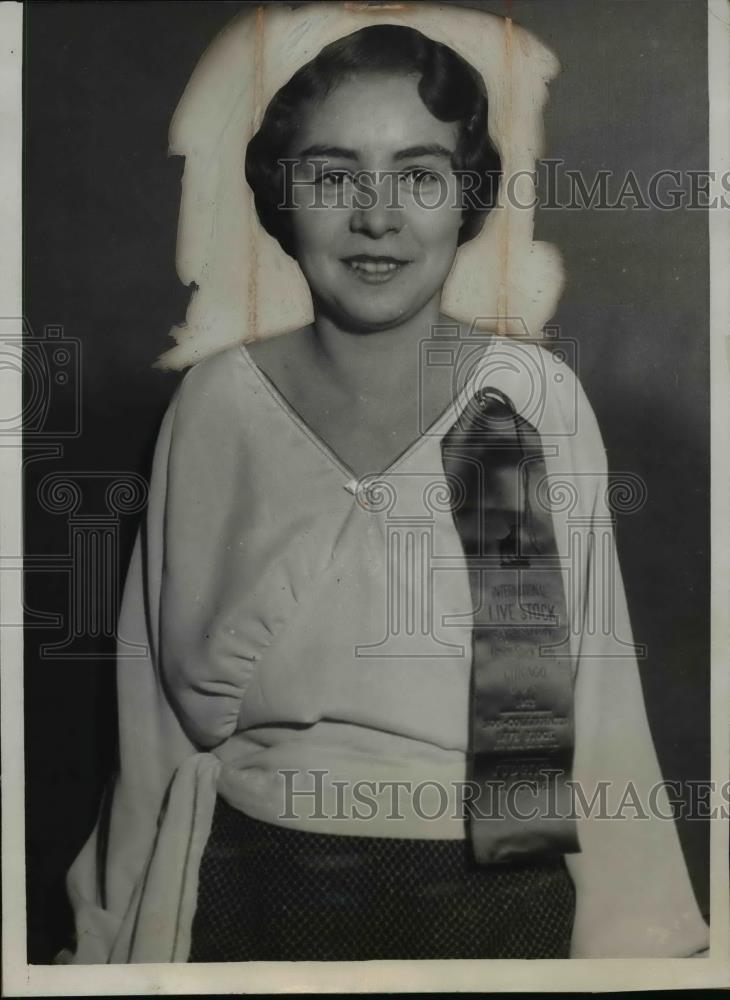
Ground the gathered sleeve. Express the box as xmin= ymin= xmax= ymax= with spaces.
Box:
xmin=563 ymin=372 xmax=709 ymax=957
xmin=64 ymin=381 xmax=219 ymax=964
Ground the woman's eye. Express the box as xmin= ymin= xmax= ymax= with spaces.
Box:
xmin=317 ymin=169 xmax=353 ymax=187
xmin=399 ymin=168 xmax=441 ymax=188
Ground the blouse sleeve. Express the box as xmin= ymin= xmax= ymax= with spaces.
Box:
xmin=564 ymin=371 xmax=709 ymax=957
xmin=64 ymin=381 xmax=212 ymax=964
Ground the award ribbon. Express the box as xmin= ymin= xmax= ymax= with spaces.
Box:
xmin=441 ymin=388 xmax=580 ymax=864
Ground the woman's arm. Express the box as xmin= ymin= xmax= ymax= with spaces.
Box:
xmin=64 ymin=382 xmax=198 ymax=963
xmin=560 ymin=366 xmax=709 ymax=958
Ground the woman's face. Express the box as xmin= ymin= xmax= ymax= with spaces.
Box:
xmin=287 ymin=72 xmax=464 ymax=332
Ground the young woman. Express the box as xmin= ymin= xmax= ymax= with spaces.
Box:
xmin=64 ymin=23 xmax=708 ymax=963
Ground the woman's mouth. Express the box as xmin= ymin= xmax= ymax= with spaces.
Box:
xmin=341 ymin=255 xmax=410 ymax=284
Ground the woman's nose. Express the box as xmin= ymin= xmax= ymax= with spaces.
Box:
xmin=349 ymin=175 xmax=404 ymax=238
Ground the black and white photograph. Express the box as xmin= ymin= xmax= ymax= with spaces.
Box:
xmin=2 ymin=0 xmax=729 ymax=993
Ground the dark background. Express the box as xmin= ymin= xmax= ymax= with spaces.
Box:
xmin=24 ymin=0 xmax=710 ymax=963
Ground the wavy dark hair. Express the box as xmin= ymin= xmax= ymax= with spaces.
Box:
xmin=245 ymin=24 xmax=502 ymax=258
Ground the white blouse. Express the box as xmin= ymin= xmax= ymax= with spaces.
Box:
xmin=65 ymin=337 xmax=709 ymax=963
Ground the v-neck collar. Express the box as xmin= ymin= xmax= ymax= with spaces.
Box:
xmin=237 ymin=337 xmax=497 ymax=487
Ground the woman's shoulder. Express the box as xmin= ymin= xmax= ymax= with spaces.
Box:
xmin=159 ymin=330 xmax=312 ymax=448
xmin=177 ymin=328 xmax=311 ymax=400
xmin=155 ymin=342 xmax=258 ymax=453
xmin=177 ymin=341 xmax=250 ymax=396
xmin=171 ymin=339 xmax=269 ymax=418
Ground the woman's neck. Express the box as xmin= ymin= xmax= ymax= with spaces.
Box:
xmin=311 ymin=298 xmax=444 ymax=404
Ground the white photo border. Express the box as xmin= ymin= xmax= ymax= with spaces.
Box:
xmin=2 ymin=0 xmax=728 ymax=993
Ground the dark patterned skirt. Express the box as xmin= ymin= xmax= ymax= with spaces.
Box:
xmin=189 ymin=796 xmax=576 ymax=962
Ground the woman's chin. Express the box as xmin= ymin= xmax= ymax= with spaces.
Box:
xmin=325 ymin=297 xmax=435 ymax=334
xmin=335 ymin=311 xmax=419 ymax=334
